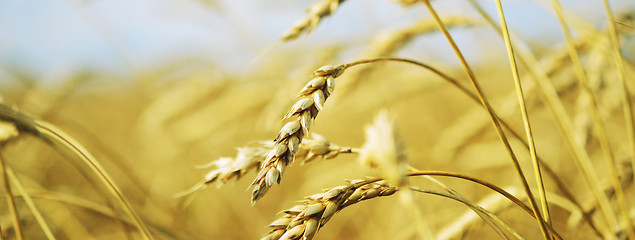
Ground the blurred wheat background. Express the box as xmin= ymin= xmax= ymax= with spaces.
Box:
xmin=1 ymin=0 xmax=635 ymax=239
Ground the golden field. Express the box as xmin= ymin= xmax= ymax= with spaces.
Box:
xmin=1 ymin=1 xmax=635 ymax=239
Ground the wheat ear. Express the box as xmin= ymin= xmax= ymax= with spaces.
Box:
xmin=176 ymin=134 xmax=353 ymax=199
xmin=250 ymin=65 xmax=344 ymax=202
xmin=261 ymin=180 xmax=397 ymax=240
xmin=281 ymin=0 xmax=346 ymax=42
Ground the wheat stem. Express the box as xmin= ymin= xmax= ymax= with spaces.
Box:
xmin=551 ymin=0 xmax=627 ymax=237
xmin=6 ymin=169 xmax=56 ymax=240
xmin=35 ymin=122 xmax=154 ymax=240
xmin=410 ymin=186 xmax=525 ymax=240
xmin=0 ymin=154 xmax=23 ymax=240
xmin=420 ymin=1 xmax=551 ymax=238
xmin=601 ymin=3 xmax=635 ymax=238
xmin=493 ymin=0 xmax=552 ymax=229
xmin=466 ymin=0 xmax=605 ymax=236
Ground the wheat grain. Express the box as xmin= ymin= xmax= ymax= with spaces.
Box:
xmin=261 ymin=180 xmax=397 ymax=240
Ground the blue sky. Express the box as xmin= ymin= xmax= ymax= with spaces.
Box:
xmin=0 ymin=0 xmax=633 ymax=80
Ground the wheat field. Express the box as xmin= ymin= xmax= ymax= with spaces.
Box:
xmin=1 ymin=0 xmax=635 ymax=239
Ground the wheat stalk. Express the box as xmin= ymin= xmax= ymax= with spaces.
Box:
xmin=0 ymin=104 xmax=154 ymax=240
xmin=550 ymin=0 xmax=631 ymax=237
xmin=466 ymin=1 xmax=614 ymax=236
xmin=493 ymin=0 xmax=552 ymax=228
xmin=261 ymin=180 xmax=397 ymax=240
xmin=6 ymin=169 xmax=56 ymax=240
xmin=0 ymin=120 xmax=23 ymax=240
xmin=420 ymin=1 xmax=552 ymax=238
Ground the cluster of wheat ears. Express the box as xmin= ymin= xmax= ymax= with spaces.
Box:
xmin=1 ymin=0 xmax=635 ymax=239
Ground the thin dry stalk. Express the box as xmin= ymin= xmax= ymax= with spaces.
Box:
xmin=0 ymin=153 xmax=22 ymax=240
xmin=0 ymin=104 xmax=153 ymax=240
xmin=0 ymin=122 xmax=22 ymax=240
xmin=533 ymin=49 xmax=615 ymax=238
xmin=6 ymin=169 xmax=56 ymax=240
xmin=261 ymin=180 xmax=397 ymax=240
xmin=280 ymin=0 xmax=346 ymax=42
xmin=466 ymin=0 xmax=607 ymax=236
xmin=251 ymin=65 xmax=345 ymax=202
xmin=601 ymin=0 xmax=635 ymax=192
xmin=573 ymin=41 xmax=622 ymax=148
xmin=550 ymin=0 xmax=631 ymax=237
xmin=35 ymin=122 xmax=154 ymax=240
xmin=493 ymin=0 xmax=552 ymax=228
xmin=436 ymin=188 xmax=520 ymax=240
xmin=17 ymin=188 xmax=181 ymax=240
xmin=411 ymin=185 xmax=524 ymax=240
xmin=406 ymin=171 xmax=562 ymax=239
xmin=9 ymin=175 xmax=94 ymax=238
xmin=420 ymin=1 xmax=551 ymax=238
xmin=580 ymin=160 xmax=634 ymax=224
xmin=436 ymin=187 xmax=584 ymax=240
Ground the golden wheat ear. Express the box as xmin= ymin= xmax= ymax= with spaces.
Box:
xmin=260 ymin=180 xmax=397 ymax=240
xmin=250 ymin=65 xmax=344 ymax=203
xmin=280 ymin=0 xmax=346 ymax=42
